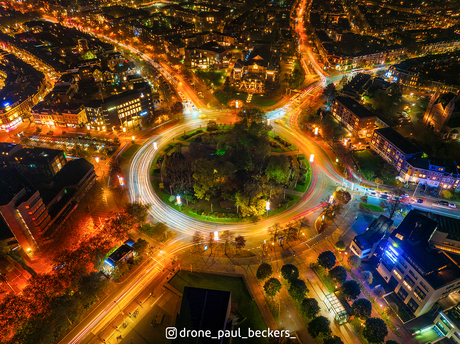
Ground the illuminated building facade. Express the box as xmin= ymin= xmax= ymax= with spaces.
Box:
xmin=370 ymin=128 xmax=422 ymax=171
xmin=85 ymin=82 xmax=154 ymax=130
xmin=32 ymin=103 xmax=88 ymax=128
xmin=377 ymin=210 xmax=460 ymax=317
xmin=331 ymin=96 xmax=376 ymax=138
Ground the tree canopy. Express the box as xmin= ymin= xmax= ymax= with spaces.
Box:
xmin=341 ymin=280 xmax=361 ymax=300
xmin=300 ymin=298 xmax=320 ymax=319
xmin=324 ymin=336 xmax=344 ymax=344
xmin=264 ymin=278 xmax=282 ymax=297
xmin=363 ymin=318 xmax=388 ymax=344
xmin=266 ymin=155 xmax=290 ymax=184
xmin=257 ymin=263 xmax=273 ymax=280
xmin=281 ymin=264 xmax=299 ymax=281
xmin=308 ymin=316 xmax=331 ymax=338
xmin=352 ymin=298 xmax=372 ymax=319
xmin=288 ymin=279 xmax=308 ymax=301
xmin=317 ymin=251 xmax=336 ymax=269
xmin=329 ymin=266 xmax=347 ymax=284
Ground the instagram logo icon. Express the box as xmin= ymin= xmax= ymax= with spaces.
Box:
xmin=165 ymin=327 xmax=178 ymax=339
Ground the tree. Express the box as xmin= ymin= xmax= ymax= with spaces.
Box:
xmin=334 ymin=190 xmax=351 ymax=205
xmin=363 ymin=318 xmax=388 ymax=344
xmin=62 ymin=131 xmax=67 ymax=136
xmin=192 ymin=231 xmax=203 ymax=252
xmin=380 ymin=197 xmax=404 ymax=220
xmin=220 ymin=230 xmax=234 ymax=255
xmin=324 ymin=337 xmax=344 ymax=344
xmin=329 ymin=266 xmax=347 ymax=284
xmin=322 ymin=124 xmax=334 ymax=139
xmin=234 ymin=235 xmax=246 ymax=252
xmin=265 ymin=155 xmax=290 ymax=184
xmin=374 ymin=286 xmax=385 ymax=298
xmin=341 ymin=280 xmax=361 ymax=300
xmin=207 ymin=120 xmax=218 ymax=132
xmin=323 ymin=83 xmax=337 ymax=103
xmin=352 ymin=298 xmax=372 ymax=319
xmin=257 ymin=263 xmax=273 ymax=280
xmin=317 ymin=251 xmax=336 ymax=269
xmin=125 ymin=202 xmax=151 ymax=224
xmin=281 ymin=264 xmax=299 ymax=281
xmin=362 ymin=271 xmax=373 ymax=284
xmin=300 ymin=298 xmax=320 ymax=319
xmin=134 ymin=238 xmax=149 ymax=256
xmin=334 ymin=240 xmax=346 ymax=251
xmin=381 ymin=163 xmax=399 ymax=181
xmin=264 ymin=278 xmax=282 ymax=297
xmin=85 ymin=132 xmax=92 ymax=139
xmin=269 ymin=223 xmax=282 ymax=242
xmin=289 ymin=279 xmax=308 ymax=301
xmin=207 ymin=232 xmax=215 ymax=254
xmin=360 ymin=195 xmax=368 ymax=203
xmin=308 ymin=316 xmax=331 ymax=338
xmin=348 ymin=255 xmax=361 ymax=269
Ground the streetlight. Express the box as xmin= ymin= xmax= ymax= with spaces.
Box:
xmin=314 ymin=127 xmax=318 ymax=135
xmin=176 ymin=195 xmax=182 ymax=210
xmin=122 ymin=127 xmax=127 ymax=132
xmin=309 ymin=154 xmax=315 ymax=162
xmin=266 ymin=200 xmax=271 ymax=217
xmin=153 ymin=142 xmax=158 ymax=150
xmin=132 ymin=136 xmax=135 ymax=141
xmin=214 ymin=231 xmax=219 ymax=241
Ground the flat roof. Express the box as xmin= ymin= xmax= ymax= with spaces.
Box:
xmin=334 ymin=96 xmax=376 ymax=119
xmin=374 ymin=128 xmax=422 ymax=155
xmin=392 ymin=210 xmax=460 ymax=289
xmin=0 ymin=168 xmax=37 ymax=206
xmin=176 ymin=286 xmax=231 ymax=343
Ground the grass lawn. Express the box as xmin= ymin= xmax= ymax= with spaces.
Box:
xmin=353 ymin=150 xmax=381 ymax=180
xmin=196 ymin=71 xmax=227 ymax=87
xmin=252 ymin=94 xmax=283 ymax=107
xmin=121 ymin=144 xmax=140 ymax=160
xmin=311 ymin=264 xmax=336 ymax=293
xmin=169 ymin=272 xmax=267 ymax=344
xmin=359 ymin=203 xmax=384 ymax=212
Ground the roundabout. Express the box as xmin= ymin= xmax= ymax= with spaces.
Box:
xmin=127 ymin=106 xmax=363 ymax=240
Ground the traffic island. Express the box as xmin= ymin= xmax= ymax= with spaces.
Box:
xmin=148 ymin=110 xmax=310 ymax=223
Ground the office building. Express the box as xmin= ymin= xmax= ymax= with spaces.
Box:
xmin=331 ymin=96 xmax=376 ymax=138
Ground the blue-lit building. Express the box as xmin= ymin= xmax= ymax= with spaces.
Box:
xmin=101 ymin=241 xmax=135 ymax=276
xmin=377 ymin=210 xmax=460 ymax=318
xmin=350 ymin=215 xmax=393 ymax=259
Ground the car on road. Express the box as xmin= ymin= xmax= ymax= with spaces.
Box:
xmin=380 ymin=194 xmax=389 ymax=200
xmin=449 ymin=203 xmax=457 ymax=209
xmin=417 ymin=199 xmax=424 ymax=203
xmin=438 ymin=200 xmax=449 ymax=206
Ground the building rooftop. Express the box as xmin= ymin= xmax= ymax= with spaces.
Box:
xmin=374 ymin=128 xmax=422 ymax=155
xmin=0 ymin=142 xmax=22 ymax=156
xmin=341 ymin=73 xmax=371 ymax=97
xmin=108 ymin=243 xmax=133 ymax=264
xmin=334 ymin=96 xmax=376 ymax=119
xmin=405 ymin=154 xmax=460 ymax=177
xmin=0 ymin=168 xmax=37 ymax=206
xmin=13 ymin=147 xmax=63 ymax=165
xmin=354 ymin=215 xmax=393 ymax=250
xmin=176 ymin=287 xmax=231 ymax=343
xmin=391 ymin=210 xmax=460 ymax=289
xmin=39 ymin=158 xmax=94 ymax=205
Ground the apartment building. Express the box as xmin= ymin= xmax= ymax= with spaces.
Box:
xmin=377 ymin=210 xmax=460 ymax=318
xmin=370 ymin=128 xmax=422 ymax=171
xmin=331 ymin=96 xmax=376 ymax=138
xmin=0 ymin=169 xmax=51 ymax=251
xmin=401 ymin=156 xmax=460 ymax=189
xmin=32 ymin=103 xmax=88 ymax=128
xmin=85 ymin=82 xmax=154 ymax=130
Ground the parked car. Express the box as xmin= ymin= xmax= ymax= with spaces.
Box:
xmin=438 ymin=200 xmax=449 ymax=206
xmin=449 ymin=203 xmax=457 ymax=209
xmin=417 ymin=199 xmax=424 ymax=203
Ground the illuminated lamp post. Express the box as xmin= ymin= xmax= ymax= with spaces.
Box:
xmin=266 ymin=200 xmax=271 ymax=217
